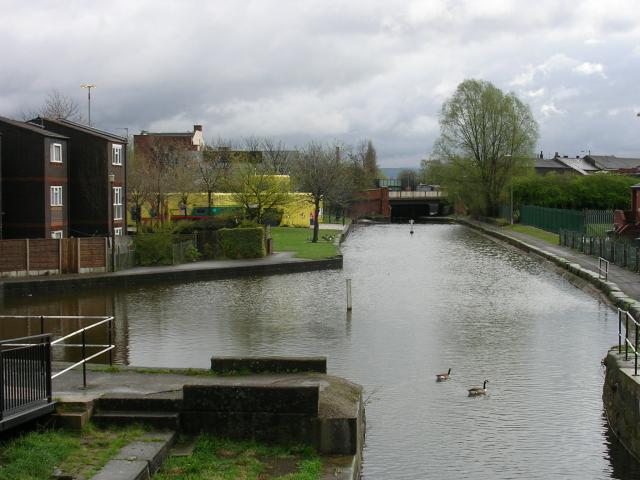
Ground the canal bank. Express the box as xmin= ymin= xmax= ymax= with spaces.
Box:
xmin=0 ymin=252 xmax=343 ymax=297
xmin=50 ymin=357 xmax=364 ymax=479
xmin=461 ymin=218 xmax=640 ymax=462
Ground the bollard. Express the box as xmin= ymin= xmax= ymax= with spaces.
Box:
xmin=346 ymin=279 xmax=352 ymax=311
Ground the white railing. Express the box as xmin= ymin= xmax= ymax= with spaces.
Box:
xmin=0 ymin=315 xmax=114 ymax=388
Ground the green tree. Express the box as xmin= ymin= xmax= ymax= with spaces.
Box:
xmin=434 ymin=79 xmax=538 ymax=216
xmin=228 ymin=160 xmax=291 ymax=225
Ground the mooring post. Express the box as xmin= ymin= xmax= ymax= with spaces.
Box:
xmin=346 ymin=278 xmax=352 ymax=311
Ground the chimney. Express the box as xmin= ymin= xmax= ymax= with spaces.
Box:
xmin=194 ymin=125 xmax=203 ymax=132
xmin=554 ymin=152 xmax=559 ymax=158
xmin=539 ymin=151 xmax=543 ymax=159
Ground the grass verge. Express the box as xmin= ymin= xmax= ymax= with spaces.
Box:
xmin=0 ymin=423 xmax=146 ymax=480
xmin=503 ymin=224 xmax=559 ymax=245
xmin=270 ymin=227 xmax=340 ymax=259
xmin=156 ymin=435 xmax=321 ymax=480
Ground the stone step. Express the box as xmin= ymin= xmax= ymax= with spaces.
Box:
xmin=96 ymin=394 xmax=182 ymax=413
xmin=91 ymin=431 xmax=176 ymax=480
xmin=91 ymin=411 xmax=180 ymax=430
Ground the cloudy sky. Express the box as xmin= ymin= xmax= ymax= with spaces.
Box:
xmin=1 ymin=0 xmax=639 ymax=167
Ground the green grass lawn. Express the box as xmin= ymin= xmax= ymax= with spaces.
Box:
xmin=156 ymin=436 xmax=321 ymax=480
xmin=0 ymin=424 xmax=146 ymax=480
xmin=503 ymin=224 xmax=559 ymax=245
xmin=270 ymin=227 xmax=340 ymax=259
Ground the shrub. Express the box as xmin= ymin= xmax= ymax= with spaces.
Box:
xmin=133 ymin=230 xmax=173 ymax=265
xmin=218 ymin=227 xmax=265 ymax=259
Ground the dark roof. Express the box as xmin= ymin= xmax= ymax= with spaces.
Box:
xmin=0 ymin=116 xmax=68 ymax=139
xmin=34 ymin=117 xmax=127 ymax=143
xmin=534 ymin=157 xmax=571 ymax=170
xmin=137 ymin=132 xmax=193 ymax=137
xmin=584 ymin=155 xmax=640 ymax=170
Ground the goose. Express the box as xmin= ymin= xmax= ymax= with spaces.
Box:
xmin=468 ymin=380 xmax=489 ymax=397
xmin=436 ymin=368 xmax=451 ymax=382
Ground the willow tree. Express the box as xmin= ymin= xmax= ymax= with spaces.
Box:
xmin=434 ymin=79 xmax=538 ymax=216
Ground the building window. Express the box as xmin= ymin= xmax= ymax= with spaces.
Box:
xmin=51 ymin=230 xmax=63 ymax=239
xmin=112 ymin=145 xmax=123 ymax=165
xmin=113 ymin=187 xmax=123 ymax=220
xmin=114 ymin=227 xmax=123 ymax=236
xmin=50 ymin=186 xmax=63 ymax=206
xmin=51 ymin=143 xmax=62 ymax=163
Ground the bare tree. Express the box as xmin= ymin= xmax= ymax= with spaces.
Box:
xmin=171 ymin=152 xmax=199 ymax=215
xmin=139 ymin=138 xmax=191 ymax=224
xmin=126 ymin=147 xmax=152 ymax=229
xmin=24 ymin=89 xmax=83 ymax=122
xmin=198 ymin=138 xmax=234 ymax=209
xmin=262 ymin=138 xmax=294 ymax=174
xmin=291 ymin=142 xmax=346 ymax=242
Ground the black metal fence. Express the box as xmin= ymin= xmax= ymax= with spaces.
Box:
xmin=0 ymin=334 xmax=52 ymax=421
xmin=559 ymin=230 xmax=640 ymax=273
xmin=520 ymin=206 xmax=614 ymax=236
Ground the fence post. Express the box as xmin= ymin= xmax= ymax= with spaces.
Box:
xmin=58 ymin=238 xmax=62 ymax=275
xmin=108 ymin=319 xmax=113 ymax=366
xmin=77 ymin=237 xmax=81 ymax=273
xmin=633 ymin=325 xmax=638 ymax=377
xmin=45 ymin=336 xmax=52 ymax=403
xmin=626 ymin=314 xmax=630 ymax=362
xmin=624 ymin=244 xmax=628 ymax=268
xmin=25 ymin=238 xmax=30 ymax=275
xmin=82 ymin=329 xmax=87 ymax=388
xmin=619 ymin=309 xmax=623 ymax=354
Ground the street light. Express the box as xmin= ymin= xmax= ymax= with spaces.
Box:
xmin=80 ymin=84 xmax=96 ymax=126
xmin=504 ymin=154 xmax=514 ymax=225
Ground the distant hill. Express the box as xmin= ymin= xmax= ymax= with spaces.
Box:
xmin=378 ymin=167 xmax=419 ymax=180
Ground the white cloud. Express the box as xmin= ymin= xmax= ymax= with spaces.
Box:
xmin=526 ymin=88 xmax=545 ymax=98
xmin=573 ymin=62 xmax=606 ymax=77
xmin=1 ymin=0 xmax=640 ymax=165
xmin=541 ymin=103 xmax=566 ymax=117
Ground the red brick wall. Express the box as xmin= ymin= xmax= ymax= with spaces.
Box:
xmin=349 ymin=188 xmax=390 ymax=219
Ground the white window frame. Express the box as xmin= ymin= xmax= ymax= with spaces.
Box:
xmin=51 ymin=230 xmax=63 ymax=239
xmin=112 ymin=144 xmax=123 ymax=165
xmin=113 ymin=186 xmax=123 ymax=220
xmin=51 ymin=143 xmax=62 ymax=163
xmin=114 ymin=227 xmax=123 ymax=236
xmin=50 ymin=186 xmax=63 ymax=206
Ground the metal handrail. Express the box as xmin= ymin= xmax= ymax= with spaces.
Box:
xmin=0 ymin=315 xmax=114 ymax=387
xmin=599 ymin=257 xmax=609 ymax=280
xmin=618 ymin=308 xmax=639 ymax=376
xmin=1 ymin=334 xmax=52 ymax=421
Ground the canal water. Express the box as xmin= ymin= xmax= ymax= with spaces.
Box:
xmin=2 ymin=224 xmax=640 ymax=478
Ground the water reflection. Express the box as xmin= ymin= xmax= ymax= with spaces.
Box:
xmin=1 ymin=224 xmax=639 ymax=478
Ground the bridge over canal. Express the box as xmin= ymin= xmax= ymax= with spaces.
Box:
xmin=388 ymin=190 xmax=449 ymax=220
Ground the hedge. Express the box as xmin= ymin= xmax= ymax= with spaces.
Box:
xmin=217 ymin=227 xmax=265 ymax=259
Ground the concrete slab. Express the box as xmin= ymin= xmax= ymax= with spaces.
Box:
xmin=91 ymin=459 xmax=149 ymax=480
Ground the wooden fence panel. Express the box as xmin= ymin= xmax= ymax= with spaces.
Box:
xmin=80 ymin=238 xmax=107 ymax=268
xmin=28 ymin=239 xmax=60 ymax=270
xmin=0 ymin=240 xmax=27 ymax=272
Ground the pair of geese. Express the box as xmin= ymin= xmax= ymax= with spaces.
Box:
xmin=436 ymin=368 xmax=489 ymax=397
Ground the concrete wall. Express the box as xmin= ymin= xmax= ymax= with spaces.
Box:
xmin=603 ymin=352 xmax=640 ymax=461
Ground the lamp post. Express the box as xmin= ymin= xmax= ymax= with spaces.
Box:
xmin=80 ymin=84 xmax=96 ymax=126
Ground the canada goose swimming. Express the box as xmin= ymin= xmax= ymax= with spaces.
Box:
xmin=436 ymin=368 xmax=451 ymax=382
xmin=468 ymin=380 xmax=489 ymax=397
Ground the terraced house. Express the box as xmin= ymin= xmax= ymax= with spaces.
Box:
xmin=0 ymin=116 xmax=69 ymax=238
xmin=34 ymin=117 xmax=127 ymax=237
